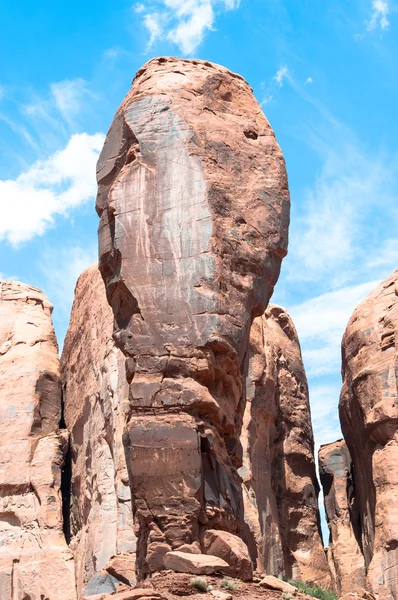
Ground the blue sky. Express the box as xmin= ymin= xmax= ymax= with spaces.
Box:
xmin=1 ymin=0 xmax=397 ymax=536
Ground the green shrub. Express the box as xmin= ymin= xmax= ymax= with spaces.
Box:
xmin=288 ymin=580 xmax=337 ymax=600
xmin=283 ymin=593 xmax=293 ymax=600
xmin=190 ymin=576 xmax=209 ymax=592
xmin=220 ymin=577 xmax=240 ymax=591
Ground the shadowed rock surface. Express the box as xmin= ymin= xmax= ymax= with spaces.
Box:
xmin=96 ymin=56 xmax=290 ymax=576
xmin=61 ymin=264 xmax=137 ymax=596
xmin=338 ymin=270 xmax=398 ymax=600
xmin=318 ymin=440 xmax=365 ymax=595
xmin=241 ymin=305 xmax=331 ymax=586
xmin=0 ymin=281 xmax=76 ymax=600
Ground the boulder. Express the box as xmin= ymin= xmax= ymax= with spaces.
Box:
xmin=96 ymin=56 xmax=290 ymax=576
xmin=260 ymin=575 xmax=297 ymax=593
xmin=176 ymin=542 xmax=202 ymax=554
xmin=211 ymin=591 xmax=233 ymax=600
xmin=319 ymin=440 xmax=365 ymax=595
xmin=163 ymin=551 xmax=229 ymax=575
xmin=241 ymin=305 xmax=332 ymax=586
xmin=61 ymin=265 xmax=136 ymax=594
xmin=339 ymin=270 xmax=398 ymax=600
xmin=0 ymin=281 xmax=76 ymax=599
xmin=204 ymin=529 xmax=253 ymax=581
xmin=103 ymin=552 xmax=137 ymax=586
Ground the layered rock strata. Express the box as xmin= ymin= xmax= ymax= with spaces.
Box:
xmin=61 ymin=264 xmax=136 ymax=596
xmin=338 ymin=270 xmax=398 ymax=600
xmin=96 ymin=56 xmax=290 ymax=576
xmin=241 ymin=305 xmax=331 ymax=586
xmin=318 ymin=440 xmax=365 ymax=595
xmin=0 ymin=281 xmax=76 ymax=600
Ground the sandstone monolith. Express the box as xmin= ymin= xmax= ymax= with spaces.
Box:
xmin=318 ymin=440 xmax=365 ymax=595
xmin=61 ymin=265 xmax=136 ymax=596
xmin=96 ymin=56 xmax=290 ymax=576
xmin=241 ymin=305 xmax=331 ymax=586
xmin=0 ymin=281 xmax=76 ymax=600
xmin=339 ymin=270 xmax=398 ymax=600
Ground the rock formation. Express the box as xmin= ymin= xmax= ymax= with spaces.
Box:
xmin=241 ymin=305 xmax=331 ymax=586
xmin=338 ymin=270 xmax=398 ymax=600
xmin=96 ymin=56 xmax=290 ymax=576
xmin=61 ymin=264 xmax=136 ymax=597
xmin=0 ymin=281 xmax=76 ymax=600
xmin=318 ymin=440 xmax=365 ymax=595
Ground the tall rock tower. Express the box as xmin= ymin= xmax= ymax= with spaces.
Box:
xmin=96 ymin=57 xmax=290 ymax=576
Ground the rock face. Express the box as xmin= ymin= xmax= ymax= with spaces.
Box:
xmin=96 ymin=56 xmax=290 ymax=576
xmin=338 ymin=270 xmax=398 ymax=600
xmin=0 ymin=281 xmax=76 ymax=600
xmin=318 ymin=440 xmax=365 ymax=595
xmin=61 ymin=265 xmax=136 ymax=596
xmin=241 ymin=305 xmax=331 ymax=586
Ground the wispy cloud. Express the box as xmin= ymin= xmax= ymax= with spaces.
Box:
xmin=274 ymin=65 xmax=289 ymax=87
xmin=24 ymin=77 xmax=92 ymax=129
xmin=261 ymin=65 xmax=291 ymax=104
xmin=367 ymin=0 xmax=389 ymax=31
xmin=137 ymin=0 xmax=241 ymax=54
xmin=0 ymin=133 xmax=104 ymax=245
xmin=39 ymin=244 xmax=97 ymax=347
xmin=289 ymin=280 xmax=380 ymax=377
xmin=284 ymin=116 xmax=397 ymax=288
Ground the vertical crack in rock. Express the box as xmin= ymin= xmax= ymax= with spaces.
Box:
xmin=61 ymin=265 xmax=136 ymax=597
xmin=241 ymin=305 xmax=332 ymax=587
xmin=318 ymin=440 xmax=365 ymax=595
xmin=96 ymin=57 xmax=290 ymax=578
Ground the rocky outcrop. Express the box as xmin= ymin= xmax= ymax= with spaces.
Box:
xmin=318 ymin=440 xmax=365 ymax=595
xmin=61 ymin=265 xmax=136 ymax=596
xmin=338 ymin=270 xmax=398 ymax=600
xmin=96 ymin=56 xmax=290 ymax=576
xmin=241 ymin=305 xmax=331 ymax=586
xmin=0 ymin=281 xmax=76 ymax=600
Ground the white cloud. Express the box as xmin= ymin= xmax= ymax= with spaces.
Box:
xmin=0 ymin=132 xmax=104 ymax=245
xmin=144 ymin=13 xmax=163 ymax=49
xmin=305 ymin=77 xmax=313 ymax=85
xmin=289 ymin=279 xmax=380 ymax=377
xmin=261 ymin=65 xmax=290 ymax=105
xmin=139 ymin=0 xmax=241 ymax=54
xmin=368 ymin=0 xmax=389 ymax=31
xmin=274 ymin=65 xmax=288 ymax=87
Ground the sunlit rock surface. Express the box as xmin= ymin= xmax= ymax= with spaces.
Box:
xmin=0 ymin=281 xmax=76 ymax=600
xmin=96 ymin=56 xmax=290 ymax=576
xmin=61 ymin=265 xmax=136 ymax=596
xmin=241 ymin=305 xmax=331 ymax=586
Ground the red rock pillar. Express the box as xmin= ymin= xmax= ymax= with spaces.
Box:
xmin=242 ymin=305 xmax=331 ymax=586
xmin=339 ymin=270 xmax=398 ymax=600
xmin=96 ymin=57 xmax=290 ymax=576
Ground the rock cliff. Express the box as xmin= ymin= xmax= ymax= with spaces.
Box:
xmin=241 ymin=305 xmax=331 ymax=586
xmin=0 ymin=281 xmax=76 ymax=600
xmin=338 ymin=270 xmax=398 ymax=600
xmin=96 ymin=56 xmax=290 ymax=576
xmin=61 ymin=264 xmax=137 ymax=597
xmin=318 ymin=440 xmax=365 ymax=595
